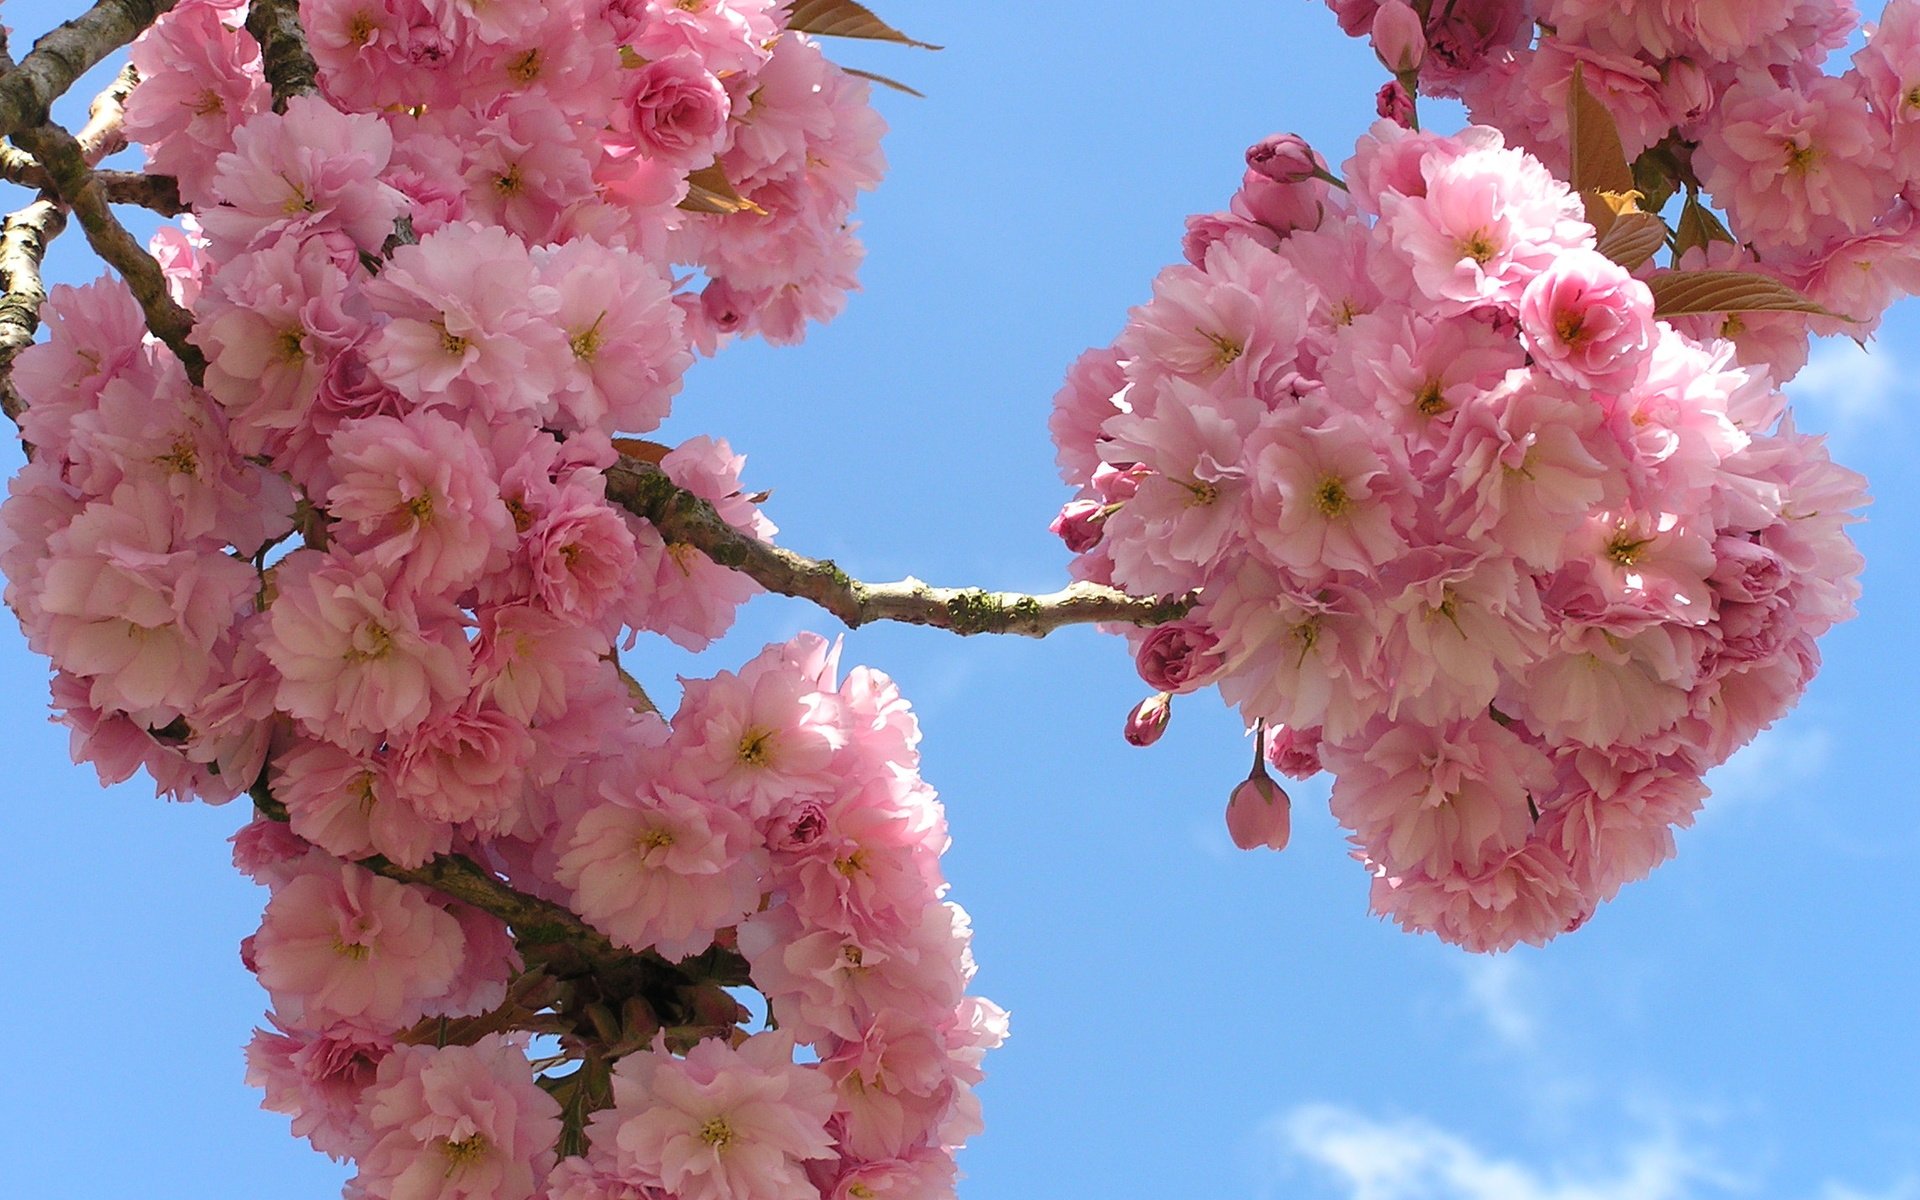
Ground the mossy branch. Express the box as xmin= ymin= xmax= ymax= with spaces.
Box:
xmin=0 ymin=0 xmax=176 ymax=140
xmin=244 ymin=0 xmax=318 ymax=107
xmin=604 ymin=455 xmax=1194 ymax=637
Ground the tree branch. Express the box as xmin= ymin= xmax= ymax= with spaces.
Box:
xmin=0 ymin=146 xmax=187 ymax=215
xmin=248 ymin=779 xmax=750 ymax=991
xmin=0 ymin=0 xmax=178 ymax=140
xmin=244 ymin=0 xmax=318 ymax=107
xmin=10 ymin=119 xmax=203 ymax=381
xmin=75 ymin=61 xmax=139 ymax=162
xmin=0 ymin=198 xmax=68 ymax=433
xmin=604 ymin=455 xmax=1195 ymax=637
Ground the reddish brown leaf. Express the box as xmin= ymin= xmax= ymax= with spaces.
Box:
xmin=1595 ymin=210 xmax=1668 ymax=271
xmin=784 ymin=0 xmax=942 ymax=49
xmin=1648 ymin=270 xmax=1838 ymax=319
xmin=1568 ymin=64 xmax=1635 ymax=197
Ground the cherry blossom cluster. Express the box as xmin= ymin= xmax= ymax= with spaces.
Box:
xmin=0 ymin=0 xmax=1001 ymax=1196
xmin=227 ymin=635 xmax=1003 ymax=1200
xmin=1050 ymin=118 xmax=1868 ymax=951
xmin=1333 ymin=0 xmax=1920 ymax=381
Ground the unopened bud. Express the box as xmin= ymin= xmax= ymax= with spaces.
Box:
xmin=1226 ymin=766 xmax=1292 ymax=851
xmin=1376 ymin=80 xmax=1416 ymax=128
xmin=1090 ymin=461 xmax=1150 ymax=503
xmin=1245 ymin=133 xmax=1320 ymax=184
xmin=1124 ymin=692 xmax=1172 ymax=747
xmin=1370 ymin=1 xmax=1426 ymax=75
xmin=1050 ymin=498 xmax=1107 ymax=553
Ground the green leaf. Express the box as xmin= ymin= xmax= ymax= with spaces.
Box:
xmin=1648 ymin=270 xmax=1838 ymax=319
xmin=1594 ymin=210 xmax=1668 ymax=271
xmin=1671 ymin=196 xmax=1735 ymax=262
xmin=784 ymin=0 xmax=942 ymax=49
xmin=1567 ymin=63 xmax=1635 ymax=197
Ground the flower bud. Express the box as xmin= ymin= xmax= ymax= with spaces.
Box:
xmin=1124 ymin=692 xmax=1172 ymax=747
xmin=1050 ymin=498 xmax=1107 ymax=553
xmin=1245 ymin=133 xmax=1320 ymax=183
xmin=1370 ymin=1 xmax=1426 ymax=75
xmin=1376 ymin=80 xmax=1416 ymax=128
xmin=1226 ymin=767 xmax=1291 ymax=851
xmin=1090 ymin=461 xmax=1150 ymax=503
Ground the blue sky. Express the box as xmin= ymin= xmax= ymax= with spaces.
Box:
xmin=0 ymin=3 xmax=1915 ymax=1198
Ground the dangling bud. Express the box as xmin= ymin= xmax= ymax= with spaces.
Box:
xmin=1226 ymin=722 xmax=1291 ymax=850
xmin=1124 ymin=692 xmax=1172 ymax=747
xmin=1226 ymin=769 xmax=1292 ymax=851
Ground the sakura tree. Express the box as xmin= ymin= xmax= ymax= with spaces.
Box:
xmin=0 ymin=0 xmax=1908 ymax=1197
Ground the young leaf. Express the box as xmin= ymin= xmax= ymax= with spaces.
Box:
xmin=678 ymin=164 xmax=767 ymax=216
xmin=1648 ymin=270 xmax=1838 ymax=319
xmin=1671 ymin=196 xmax=1735 ymax=261
xmin=784 ymin=0 xmax=943 ymax=49
xmin=1567 ymin=63 xmax=1635 ymax=197
xmin=1594 ymin=210 xmax=1668 ymax=271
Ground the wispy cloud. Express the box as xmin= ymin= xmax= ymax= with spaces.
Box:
xmin=1787 ymin=340 xmax=1903 ymax=442
xmin=1269 ymin=1104 xmax=1736 ymax=1200
xmin=1820 ymin=1176 xmax=1920 ymax=1200
xmin=1699 ymin=722 xmax=1832 ymax=821
xmin=1455 ymin=956 xmax=1539 ymax=1053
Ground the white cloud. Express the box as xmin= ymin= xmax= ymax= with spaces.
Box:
xmin=1700 ymin=723 xmax=1831 ymax=820
xmin=1456 ymin=956 xmax=1538 ymax=1053
xmin=1820 ymin=1177 xmax=1920 ymax=1200
xmin=1786 ymin=340 xmax=1902 ymax=439
xmin=1270 ymin=1105 xmax=1737 ymax=1200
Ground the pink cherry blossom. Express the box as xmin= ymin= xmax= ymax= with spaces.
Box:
xmin=354 ymin=1035 xmax=562 ymax=1200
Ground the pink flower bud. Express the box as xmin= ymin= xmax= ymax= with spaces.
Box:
xmin=1376 ymin=80 xmax=1416 ymax=127
xmin=1091 ymin=461 xmax=1150 ymax=502
xmin=1226 ymin=767 xmax=1291 ymax=851
xmin=1124 ymin=692 xmax=1172 ymax=747
xmin=1246 ymin=133 xmax=1320 ymax=184
xmin=1134 ymin=620 xmax=1224 ymax=694
xmin=1050 ymin=498 xmax=1107 ymax=553
xmin=1370 ymin=1 xmax=1426 ymax=74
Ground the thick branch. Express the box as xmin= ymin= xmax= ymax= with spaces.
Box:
xmin=75 ymin=61 xmax=139 ymax=162
xmin=604 ymin=456 xmax=1194 ymax=637
xmin=0 ymin=0 xmax=177 ymax=140
xmin=0 ymin=198 xmax=68 ymax=430
xmin=244 ymin=0 xmax=318 ymax=107
xmin=11 ymin=120 xmax=203 ymax=380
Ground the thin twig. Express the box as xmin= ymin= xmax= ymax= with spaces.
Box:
xmin=11 ymin=119 xmax=203 ymax=381
xmin=604 ymin=456 xmax=1195 ymax=637
xmin=0 ymin=0 xmax=178 ymax=140
xmin=0 ymin=198 xmax=68 ymax=434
